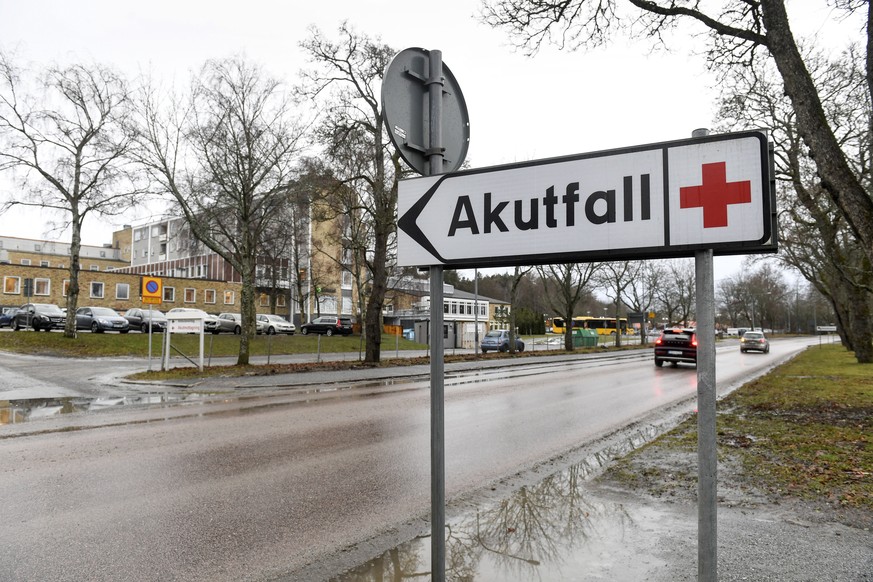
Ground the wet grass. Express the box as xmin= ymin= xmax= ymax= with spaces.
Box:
xmin=0 ymin=330 xmax=420 ymax=358
xmin=607 ymin=344 xmax=872 ymax=513
xmin=127 ymin=342 xmax=643 ymax=381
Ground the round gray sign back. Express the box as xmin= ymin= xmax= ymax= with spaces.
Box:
xmin=382 ymin=47 xmax=470 ymax=175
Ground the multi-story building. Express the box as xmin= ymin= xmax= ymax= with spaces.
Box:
xmin=0 ymin=235 xmax=127 ymax=272
xmin=109 ymin=208 xmax=355 ymax=325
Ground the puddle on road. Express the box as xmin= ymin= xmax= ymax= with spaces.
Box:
xmin=330 ymin=425 xmax=676 ymax=582
xmin=0 ymin=393 xmax=200 ymax=425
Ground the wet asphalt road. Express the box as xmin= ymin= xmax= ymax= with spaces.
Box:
xmin=0 ymin=337 xmax=820 ymax=581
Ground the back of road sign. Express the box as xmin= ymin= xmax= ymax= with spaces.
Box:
xmin=382 ymin=47 xmax=470 ymax=176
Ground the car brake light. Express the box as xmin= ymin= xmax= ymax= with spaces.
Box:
xmin=692 ymin=337 xmax=698 ymax=347
xmin=655 ymin=337 xmax=662 ymax=346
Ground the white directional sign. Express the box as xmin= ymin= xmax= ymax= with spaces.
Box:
xmin=397 ymin=131 xmax=774 ymax=268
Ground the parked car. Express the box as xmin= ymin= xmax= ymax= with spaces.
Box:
xmin=216 ymin=313 xmax=267 ymax=334
xmin=11 ymin=303 xmax=66 ymax=331
xmin=740 ymin=330 xmax=770 ymax=353
xmin=300 ymin=316 xmax=353 ymax=336
xmin=75 ymin=306 xmax=130 ymax=334
xmin=481 ymin=329 xmax=525 ymax=353
xmin=217 ymin=313 xmax=244 ymax=334
xmin=166 ymin=308 xmax=221 ymax=334
xmin=0 ymin=306 xmax=19 ymax=328
xmin=257 ymin=314 xmax=296 ymax=335
xmin=123 ymin=308 xmax=168 ymax=333
xmin=653 ymin=328 xmax=697 ymax=367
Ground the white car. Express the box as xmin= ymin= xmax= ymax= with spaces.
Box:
xmin=257 ymin=314 xmax=296 ymax=335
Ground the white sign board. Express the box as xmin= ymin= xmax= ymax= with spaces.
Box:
xmin=163 ymin=313 xmax=205 ymax=371
xmin=169 ymin=319 xmax=204 ymax=334
xmin=398 ymin=131 xmax=774 ymax=268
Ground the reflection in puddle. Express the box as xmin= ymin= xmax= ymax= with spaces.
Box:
xmin=332 ymin=426 xmax=663 ymax=581
xmin=0 ymin=393 xmax=199 ymax=425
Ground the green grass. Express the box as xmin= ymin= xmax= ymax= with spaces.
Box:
xmin=717 ymin=345 xmax=872 ymax=509
xmin=0 ymin=330 xmax=424 ymax=358
xmin=609 ymin=344 xmax=872 ymax=512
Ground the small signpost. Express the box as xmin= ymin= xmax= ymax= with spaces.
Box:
xmin=141 ymin=276 xmax=163 ymax=371
xmin=163 ymin=312 xmax=205 ymax=372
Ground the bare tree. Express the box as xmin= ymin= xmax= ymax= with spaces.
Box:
xmin=595 ymin=260 xmax=640 ymax=347
xmin=134 ymin=57 xmax=304 ymax=365
xmin=652 ymin=259 xmax=696 ymax=326
xmin=481 ymin=0 xmax=873 ymax=268
xmin=538 ymin=262 xmax=601 ymax=350
xmin=507 ymin=265 xmax=533 ymax=353
xmin=715 ymin=44 xmax=873 ymax=361
xmin=297 ymin=23 xmax=402 ymax=364
xmin=619 ymin=260 xmax=661 ymax=343
xmin=0 ymin=53 xmax=142 ymax=338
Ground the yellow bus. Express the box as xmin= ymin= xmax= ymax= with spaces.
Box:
xmin=548 ymin=316 xmax=633 ymax=335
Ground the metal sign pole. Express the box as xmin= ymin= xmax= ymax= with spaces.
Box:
xmin=696 ymin=248 xmax=717 ymax=581
xmin=426 ymin=48 xmax=447 ymax=582
xmin=147 ymin=304 xmax=153 ymax=372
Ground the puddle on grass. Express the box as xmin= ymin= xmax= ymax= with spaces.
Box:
xmin=330 ymin=425 xmax=677 ymax=582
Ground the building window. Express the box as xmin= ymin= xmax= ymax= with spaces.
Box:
xmin=451 ymin=303 xmax=457 ymax=314
xmin=277 ymin=295 xmax=286 ymax=308
xmin=34 ymin=278 xmax=50 ymax=296
xmin=341 ymin=270 xmax=353 ymax=288
xmin=3 ymin=276 xmax=21 ymax=294
xmin=443 ymin=303 xmax=449 ymax=314
xmin=164 ymin=286 xmax=175 ymax=302
xmin=184 ymin=288 xmax=196 ymax=303
xmin=100 ymin=250 xmax=106 ymax=258
xmin=90 ymin=265 xmax=99 ymax=271
xmin=224 ymin=290 xmax=235 ymax=305
xmin=204 ymin=289 xmax=216 ymax=304
xmin=259 ymin=294 xmax=270 ymax=307
xmin=34 ymin=244 xmax=41 ymax=251
xmin=116 ymin=283 xmax=130 ymax=300
xmin=20 ymin=259 xmax=31 ymax=266
xmin=90 ymin=282 xmax=104 ymax=298
xmin=63 ymin=280 xmax=70 ymax=296
xmin=134 ymin=228 xmax=146 ymax=242
xmin=40 ymin=260 xmax=50 ymax=267
xmin=57 ymin=263 xmax=65 ymax=269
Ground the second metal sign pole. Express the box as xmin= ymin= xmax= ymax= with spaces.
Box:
xmin=426 ymin=49 xmax=447 ymax=582
xmin=696 ymin=248 xmax=717 ymax=581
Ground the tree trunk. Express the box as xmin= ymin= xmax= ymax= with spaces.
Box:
xmin=364 ymin=225 xmax=389 ymax=364
xmin=64 ymin=218 xmax=82 ymax=338
xmin=762 ymin=0 xmax=873 ymax=264
xmin=238 ymin=264 xmax=256 ymax=366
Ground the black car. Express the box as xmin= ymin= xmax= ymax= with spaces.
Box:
xmin=11 ymin=303 xmax=66 ymax=331
xmin=75 ymin=306 xmax=130 ymax=334
xmin=300 ymin=316 xmax=354 ymax=336
xmin=123 ymin=308 xmax=168 ymax=333
xmin=0 ymin=307 xmax=18 ymax=328
xmin=653 ymin=328 xmax=697 ymax=367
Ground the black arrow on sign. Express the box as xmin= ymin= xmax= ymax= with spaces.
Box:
xmin=398 ymin=175 xmax=450 ymax=264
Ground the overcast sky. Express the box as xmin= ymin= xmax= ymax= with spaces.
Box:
xmin=0 ymin=1 xmax=860 ymax=280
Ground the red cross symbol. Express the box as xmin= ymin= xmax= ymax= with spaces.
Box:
xmin=679 ymin=162 xmax=751 ymax=228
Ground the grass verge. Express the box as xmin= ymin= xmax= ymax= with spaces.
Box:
xmin=604 ymin=344 xmax=872 ymax=515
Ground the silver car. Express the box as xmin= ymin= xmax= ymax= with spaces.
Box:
xmin=257 ymin=314 xmax=296 ymax=335
xmin=217 ymin=313 xmax=267 ymax=334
